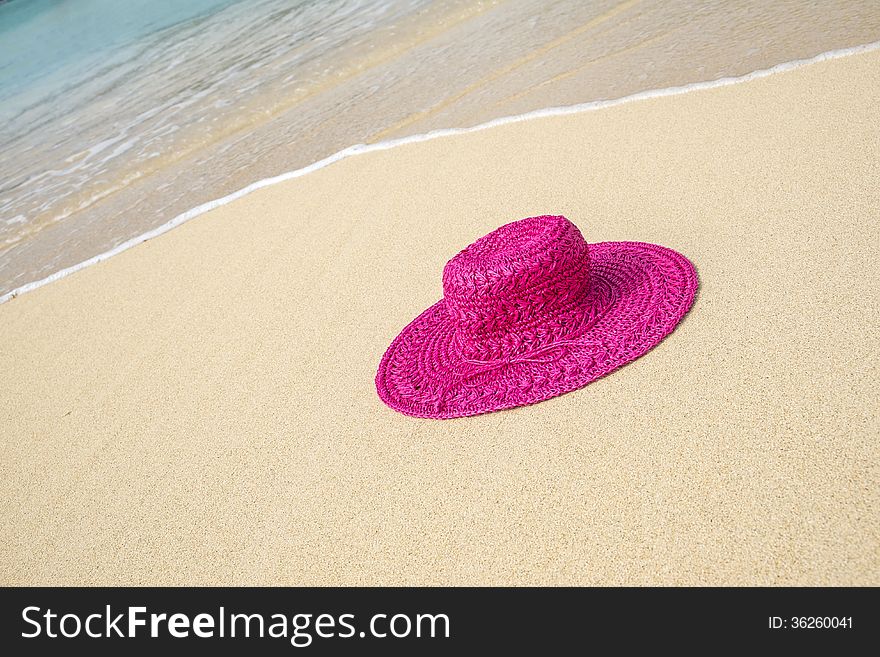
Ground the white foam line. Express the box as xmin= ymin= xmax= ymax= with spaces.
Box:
xmin=3 ymin=40 xmax=879 ymax=305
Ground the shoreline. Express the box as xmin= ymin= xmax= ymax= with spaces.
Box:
xmin=3 ymin=38 xmax=879 ymax=306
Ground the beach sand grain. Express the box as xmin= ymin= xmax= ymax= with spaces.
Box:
xmin=1 ymin=47 xmax=878 ymax=586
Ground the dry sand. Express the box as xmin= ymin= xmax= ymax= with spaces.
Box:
xmin=1 ymin=48 xmax=878 ymax=586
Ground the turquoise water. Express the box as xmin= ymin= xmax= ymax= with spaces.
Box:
xmin=0 ymin=0 xmax=432 ymax=264
xmin=0 ymin=0 xmax=240 ymax=107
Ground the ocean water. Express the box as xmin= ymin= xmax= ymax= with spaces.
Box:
xmin=1 ymin=0 xmax=879 ymax=297
xmin=0 ymin=0 xmax=440 ymax=279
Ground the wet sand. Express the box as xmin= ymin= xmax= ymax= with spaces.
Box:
xmin=3 ymin=0 xmax=880 ymax=297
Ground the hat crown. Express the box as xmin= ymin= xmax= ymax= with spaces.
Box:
xmin=442 ymin=215 xmax=591 ymax=360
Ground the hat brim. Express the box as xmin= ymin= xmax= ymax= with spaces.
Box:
xmin=376 ymin=241 xmax=698 ymax=419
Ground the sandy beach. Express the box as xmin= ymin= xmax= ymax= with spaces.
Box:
xmin=1 ymin=45 xmax=878 ymax=586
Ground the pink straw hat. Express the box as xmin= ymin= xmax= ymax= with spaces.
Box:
xmin=376 ymin=215 xmax=697 ymax=419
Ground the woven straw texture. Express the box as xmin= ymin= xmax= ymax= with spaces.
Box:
xmin=376 ymin=215 xmax=697 ymax=418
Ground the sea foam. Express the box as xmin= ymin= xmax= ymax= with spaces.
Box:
xmin=2 ymin=39 xmax=879 ymax=305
